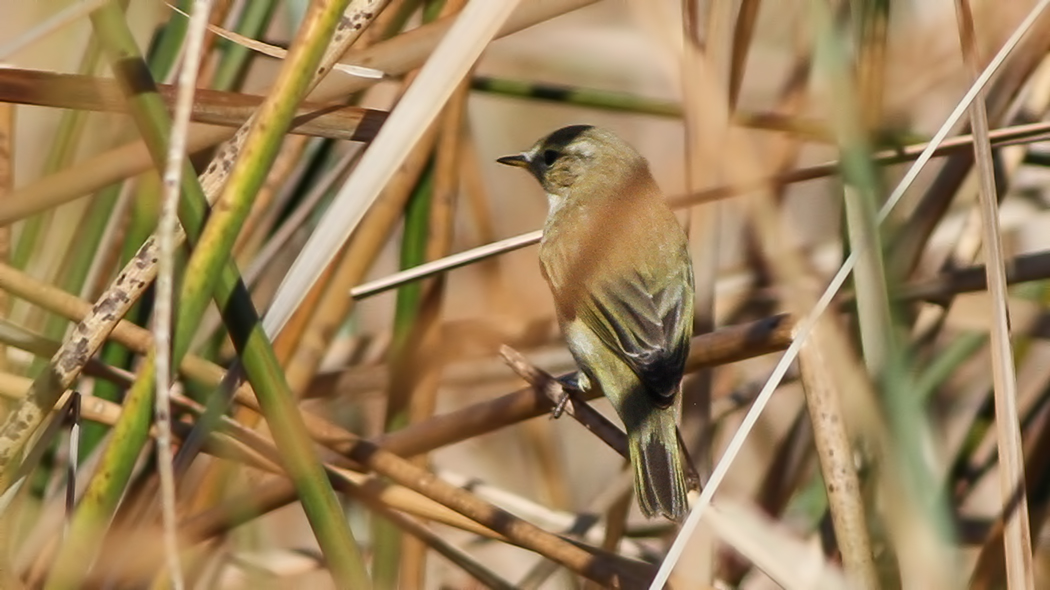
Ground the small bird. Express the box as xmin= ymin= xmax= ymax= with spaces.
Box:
xmin=498 ymin=125 xmax=695 ymax=521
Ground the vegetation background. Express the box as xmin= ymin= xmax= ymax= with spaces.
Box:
xmin=1 ymin=0 xmax=1049 ymax=588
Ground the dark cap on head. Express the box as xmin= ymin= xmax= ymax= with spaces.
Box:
xmin=542 ymin=125 xmax=594 ymax=150
xmin=496 ymin=125 xmax=595 ymax=183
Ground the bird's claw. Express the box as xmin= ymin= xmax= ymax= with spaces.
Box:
xmin=551 ymin=390 xmax=571 ymax=419
xmin=550 ymin=374 xmax=581 ymax=419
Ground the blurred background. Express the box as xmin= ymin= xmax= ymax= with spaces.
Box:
xmin=3 ymin=0 xmax=1050 ymax=588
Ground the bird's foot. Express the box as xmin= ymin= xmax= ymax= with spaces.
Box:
xmin=550 ymin=374 xmax=581 ymax=419
xmin=551 ymin=392 xmax=570 ymax=419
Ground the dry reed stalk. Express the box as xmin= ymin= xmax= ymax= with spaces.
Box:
xmin=152 ymin=1 xmax=217 ymax=586
xmin=0 ymin=68 xmax=388 ymax=142
xmin=0 ymin=103 xmax=10 ymax=379
xmin=797 ymin=333 xmax=877 ymax=589
xmin=260 ymin=0 xmax=524 ymax=337
xmin=0 ymin=0 xmax=600 ymax=228
xmin=280 ymin=125 xmax=441 ymax=397
xmin=969 ymin=384 xmax=1050 ymax=588
xmin=394 ymin=42 xmax=474 ymax=587
xmin=0 ymin=101 xmax=16 ymax=590
xmin=888 ymin=5 xmax=1050 ymax=281
xmin=231 ymin=134 xmax=312 ymax=258
xmin=351 ymin=118 xmax=1050 ymax=301
xmin=0 ymin=258 xmax=797 ymax=459
xmin=656 ymin=3 xmax=1050 ymax=585
xmin=955 ymin=1 xmax=1035 ymax=587
xmin=728 ymin=0 xmax=762 ymax=110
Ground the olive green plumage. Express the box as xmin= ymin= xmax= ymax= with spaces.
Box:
xmin=498 ymin=125 xmax=694 ymax=521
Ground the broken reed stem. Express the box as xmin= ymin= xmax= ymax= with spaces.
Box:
xmin=798 ymin=334 xmax=878 ymax=589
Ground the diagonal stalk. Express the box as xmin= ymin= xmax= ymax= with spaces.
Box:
xmin=41 ymin=1 xmax=381 ymax=587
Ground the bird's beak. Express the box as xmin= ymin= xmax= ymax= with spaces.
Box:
xmin=496 ymin=153 xmax=530 ymax=168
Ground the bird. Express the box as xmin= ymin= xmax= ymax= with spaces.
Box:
xmin=497 ymin=125 xmax=695 ymax=521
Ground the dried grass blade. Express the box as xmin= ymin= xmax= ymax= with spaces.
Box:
xmin=163 ymin=1 xmax=384 ymax=78
xmin=262 ymin=0 xmax=523 ymax=336
xmin=798 ymin=334 xmax=877 ymax=588
xmin=728 ymin=0 xmax=762 ymax=109
xmin=349 ymin=120 xmax=1050 ymax=301
xmin=152 ymin=1 xmax=216 ymax=587
xmin=0 ymin=68 xmax=388 ymax=142
xmin=650 ymin=1 xmax=1050 ymax=587
xmin=954 ymin=1 xmax=1035 ymax=587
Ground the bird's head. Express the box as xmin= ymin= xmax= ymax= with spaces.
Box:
xmin=497 ymin=125 xmax=646 ymax=201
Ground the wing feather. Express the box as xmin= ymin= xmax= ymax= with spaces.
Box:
xmin=576 ymin=262 xmax=694 ymax=406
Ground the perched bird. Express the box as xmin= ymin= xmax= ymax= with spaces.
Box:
xmin=498 ymin=125 xmax=695 ymax=521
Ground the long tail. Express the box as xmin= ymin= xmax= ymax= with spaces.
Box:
xmin=628 ymin=408 xmax=688 ymax=522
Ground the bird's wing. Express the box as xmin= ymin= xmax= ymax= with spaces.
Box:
xmin=576 ymin=261 xmax=694 ymax=406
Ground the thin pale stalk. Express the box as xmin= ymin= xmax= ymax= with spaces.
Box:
xmin=280 ymin=124 xmax=440 ymax=401
xmin=350 ymin=121 xmax=1050 ymax=301
xmin=48 ymin=1 xmax=396 ymax=587
xmin=810 ymin=4 xmax=894 ymax=583
xmin=0 ymin=5 xmax=207 ymax=579
xmin=955 ymin=1 xmax=1035 ymax=587
xmin=262 ymin=0 xmax=523 ymax=336
xmin=0 ymin=257 xmax=795 ymax=479
xmin=30 ymin=1 xmax=369 ymax=586
xmin=887 ymin=5 xmax=1050 ymax=281
xmin=680 ymin=1 xmax=730 ymax=582
xmin=153 ymin=1 xmax=216 ymax=588
xmin=156 ymin=0 xmax=372 ymax=585
xmin=652 ymin=2 xmax=1050 ymax=586
xmin=0 ymin=0 xmax=599 ymax=227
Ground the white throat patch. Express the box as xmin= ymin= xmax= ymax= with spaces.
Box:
xmin=546 ymin=192 xmax=567 ymax=217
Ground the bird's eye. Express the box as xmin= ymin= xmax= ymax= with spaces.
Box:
xmin=542 ymin=149 xmax=559 ymax=166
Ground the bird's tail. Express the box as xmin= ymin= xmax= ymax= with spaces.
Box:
xmin=628 ymin=408 xmax=688 ymax=522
